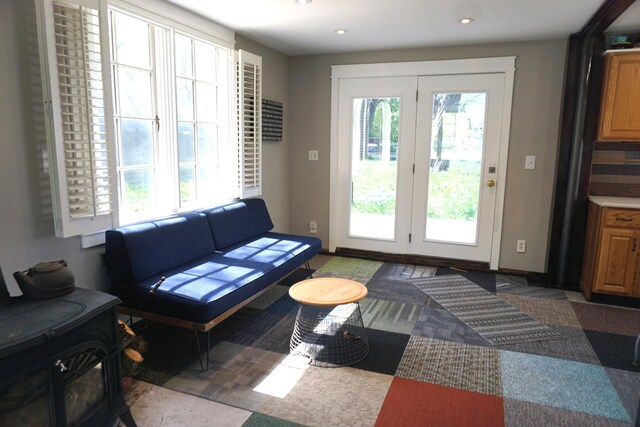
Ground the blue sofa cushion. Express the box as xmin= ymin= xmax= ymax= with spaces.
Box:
xmin=201 ymin=198 xmax=274 ymax=249
xmin=105 ymin=212 xmax=215 ymax=283
xmin=109 ymin=232 xmax=321 ymax=323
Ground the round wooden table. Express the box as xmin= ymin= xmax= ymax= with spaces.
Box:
xmin=289 ymin=277 xmax=369 ymax=366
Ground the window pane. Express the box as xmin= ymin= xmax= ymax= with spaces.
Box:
xmin=114 ymin=13 xmax=150 ymax=69
xmin=197 ymin=165 xmax=216 ymax=201
xmin=349 ymin=97 xmax=400 ymax=240
xmin=179 ymin=165 xmax=195 ymax=203
xmin=175 ymin=34 xmax=193 ymax=78
xmin=178 ymin=122 xmax=195 ymax=162
xmin=118 ymin=67 xmax=152 ymax=118
xmin=195 ymin=40 xmax=215 ymax=82
xmin=122 ymin=169 xmax=154 ymax=214
xmin=197 ymin=124 xmax=216 ymax=162
xmin=425 ymin=92 xmax=486 ymax=244
xmin=120 ymin=119 xmax=153 ymax=166
xmin=196 ymin=82 xmax=216 ymax=123
xmin=177 ymin=78 xmax=194 ymax=121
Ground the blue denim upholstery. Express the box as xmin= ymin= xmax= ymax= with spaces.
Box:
xmin=201 ymin=198 xmax=274 ymax=249
xmin=105 ymin=212 xmax=215 ymax=283
xmin=105 ymin=199 xmax=322 ymax=324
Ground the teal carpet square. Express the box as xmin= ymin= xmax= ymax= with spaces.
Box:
xmin=500 ymin=350 xmax=630 ymax=422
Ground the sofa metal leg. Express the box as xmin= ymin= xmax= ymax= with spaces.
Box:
xmin=634 ymin=334 xmax=640 ymax=366
xmin=305 ymin=261 xmax=314 ymax=278
xmin=194 ymin=329 xmax=210 ymax=372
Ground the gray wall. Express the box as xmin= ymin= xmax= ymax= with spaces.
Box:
xmin=235 ymin=35 xmax=291 ymax=233
xmin=288 ymin=39 xmax=567 ymax=273
xmin=0 ymin=1 xmax=291 ymax=295
xmin=0 ymin=0 xmax=107 ymax=294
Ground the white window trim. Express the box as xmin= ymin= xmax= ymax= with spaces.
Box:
xmin=108 ymin=0 xmax=234 ymax=50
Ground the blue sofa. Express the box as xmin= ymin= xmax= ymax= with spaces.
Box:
xmin=105 ymin=198 xmax=321 ymax=368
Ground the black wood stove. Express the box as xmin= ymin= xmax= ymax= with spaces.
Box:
xmin=0 ymin=286 xmax=135 ymax=426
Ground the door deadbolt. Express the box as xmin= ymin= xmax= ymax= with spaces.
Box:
xmin=487 ymin=179 xmax=496 ymax=187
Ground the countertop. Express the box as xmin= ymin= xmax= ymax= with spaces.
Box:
xmin=588 ymin=196 xmax=640 ymax=209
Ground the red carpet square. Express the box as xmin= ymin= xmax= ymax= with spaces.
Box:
xmin=375 ymin=378 xmax=504 ymax=427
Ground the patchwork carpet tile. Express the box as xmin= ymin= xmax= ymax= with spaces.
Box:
xmin=584 ymin=330 xmax=640 ymax=372
xmin=498 ymin=293 xmax=582 ymax=328
xmin=396 ymin=336 xmax=502 ymax=396
xmin=164 ymin=342 xmax=302 ymax=412
xmin=375 ymin=378 xmax=504 ymax=427
xmin=365 ymin=277 xmax=434 ymax=305
xmin=411 ymin=306 xmax=488 ymax=347
xmin=257 ymin=366 xmax=393 ymax=427
xmin=496 ymin=275 xmax=567 ymax=300
xmin=410 ymin=275 xmax=562 ymax=345
xmin=499 ymin=324 xmax=600 ymax=365
xmin=360 ymin=298 xmax=421 ymax=334
xmin=315 ymin=256 xmax=383 ymax=281
xmin=243 ymin=412 xmax=305 ymax=427
xmin=571 ymin=302 xmax=640 ymax=337
xmin=500 ymin=350 xmax=631 ymax=422
xmin=435 ymin=267 xmax=497 ymax=292
xmin=350 ymin=329 xmax=410 ymax=376
xmin=371 ymin=262 xmax=437 ymax=281
xmin=228 ymin=309 xmax=294 ymax=351
xmin=246 ymin=285 xmax=290 ymax=310
xmin=503 ymin=399 xmax=631 ymax=427
xmin=307 ymin=253 xmax=333 ymax=270
xmin=127 ymin=381 xmax=252 ymax=427
xmin=606 ymin=367 xmax=640 ymax=424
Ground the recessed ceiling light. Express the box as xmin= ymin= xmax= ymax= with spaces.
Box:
xmin=335 ymin=29 xmax=348 ymax=35
xmin=460 ymin=17 xmax=474 ymax=24
xmin=294 ymin=0 xmax=311 ymax=4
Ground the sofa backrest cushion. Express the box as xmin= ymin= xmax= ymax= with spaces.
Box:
xmin=201 ymin=198 xmax=274 ymax=249
xmin=105 ymin=212 xmax=215 ymax=283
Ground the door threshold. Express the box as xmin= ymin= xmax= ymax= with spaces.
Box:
xmin=333 ymin=247 xmax=490 ymax=271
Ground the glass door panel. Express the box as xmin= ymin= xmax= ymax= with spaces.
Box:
xmin=425 ymin=92 xmax=486 ymax=244
xmin=349 ymin=97 xmax=400 ymax=240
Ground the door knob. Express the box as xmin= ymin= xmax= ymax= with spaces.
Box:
xmin=487 ymin=179 xmax=496 ymax=187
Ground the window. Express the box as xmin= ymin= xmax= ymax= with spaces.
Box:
xmin=109 ymin=9 xmax=233 ymax=225
xmin=37 ymin=0 xmax=261 ymax=240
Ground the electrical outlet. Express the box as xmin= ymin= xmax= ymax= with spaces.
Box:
xmin=308 ymin=150 xmax=319 ymax=161
xmin=525 ymin=155 xmax=536 ymax=170
xmin=309 ymin=221 xmax=317 ymax=234
xmin=516 ymin=240 xmax=526 ymax=253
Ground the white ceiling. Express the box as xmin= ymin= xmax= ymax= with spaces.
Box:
xmin=165 ymin=0 xmax=639 ymax=56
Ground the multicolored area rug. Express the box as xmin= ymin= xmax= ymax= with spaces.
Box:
xmin=409 ymin=275 xmax=563 ymax=345
xmin=129 ymin=257 xmax=640 ymax=426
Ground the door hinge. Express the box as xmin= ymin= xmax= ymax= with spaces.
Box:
xmin=409 ymin=233 xmax=412 ymax=243
xmin=416 ymin=90 xmax=419 ymax=102
xmin=412 ymin=163 xmax=415 ymax=174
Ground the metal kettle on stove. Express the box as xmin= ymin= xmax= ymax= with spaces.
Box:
xmin=13 ymin=260 xmax=75 ymax=299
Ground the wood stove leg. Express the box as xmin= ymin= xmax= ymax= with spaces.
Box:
xmin=120 ymin=409 xmax=138 ymax=427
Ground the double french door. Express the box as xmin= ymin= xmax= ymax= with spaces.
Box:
xmin=332 ymin=68 xmax=510 ymax=267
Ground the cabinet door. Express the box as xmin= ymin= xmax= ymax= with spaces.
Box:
xmin=598 ymin=52 xmax=640 ymax=141
xmin=594 ymin=227 xmax=637 ymax=295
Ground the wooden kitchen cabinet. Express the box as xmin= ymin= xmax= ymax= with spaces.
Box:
xmin=581 ymin=201 xmax=640 ymax=299
xmin=597 ymin=50 xmax=640 ymax=141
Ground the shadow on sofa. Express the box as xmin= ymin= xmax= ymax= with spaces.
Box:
xmin=105 ymin=198 xmax=321 ymax=370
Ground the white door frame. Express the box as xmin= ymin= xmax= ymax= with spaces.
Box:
xmin=329 ymin=57 xmax=516 ymax=270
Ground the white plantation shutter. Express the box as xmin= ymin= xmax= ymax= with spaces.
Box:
xmin=237 ymin=50 xmax=262 ymax=198
xmin=36 ymin=0 xmax=117 ymax=238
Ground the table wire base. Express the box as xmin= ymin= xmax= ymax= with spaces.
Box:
xmin=290 ymin=302 xmax=369 ymax=367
